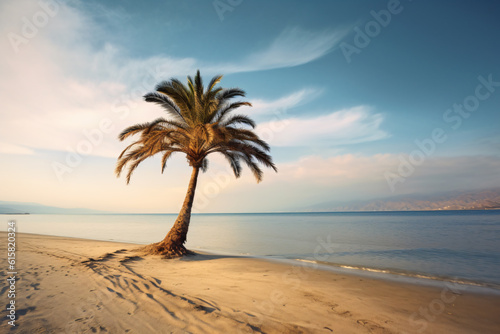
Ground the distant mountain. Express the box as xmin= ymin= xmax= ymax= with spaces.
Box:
xmin=0 ymin=205 xmax=29 ymax=214
xmin=0 ymin=201 xmax=108 ymax=214
xmin=309 ymin=188 xmax=500 ymax=212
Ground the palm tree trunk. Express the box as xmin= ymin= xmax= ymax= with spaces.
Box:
xmin=147 ymin=166 xmax=200 ymax=256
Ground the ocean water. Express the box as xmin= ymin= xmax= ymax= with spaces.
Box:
xmin=2 ymin=211 xmax=500 ymax=289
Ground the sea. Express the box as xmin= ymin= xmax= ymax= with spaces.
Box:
xmin=3 ymin=210 xmax=500 ymax=291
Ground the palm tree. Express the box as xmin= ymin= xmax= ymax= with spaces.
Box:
xmin=116 ymin=70 xmax=277 ymax=257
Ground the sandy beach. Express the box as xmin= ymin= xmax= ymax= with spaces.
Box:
xmin=1 ymin=232 xmax=499 ymax=333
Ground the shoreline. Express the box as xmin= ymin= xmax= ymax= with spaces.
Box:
xmin=2 ymin=208 xmax=500 ymax=215
xmin=7 ymin=231 xmax=500 ymax=294
xmin=1 ymin=232 xmax=500 ymax=333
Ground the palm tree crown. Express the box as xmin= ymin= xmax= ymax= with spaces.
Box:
xmin=116 ymin=70 xmax=277 ymax=183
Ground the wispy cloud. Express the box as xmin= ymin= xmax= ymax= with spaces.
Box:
xmin=256 ymin=106 xmax=389 ymax=147
xmin=0 ymin=0 xmax=347 ymax=158
xmin=210 ymin=27 xmax=350 ymax=74
xmin=249 ymin=88 xmax=323 ymax=116
xmin=0 ymin=1 xmax=199 ymax=158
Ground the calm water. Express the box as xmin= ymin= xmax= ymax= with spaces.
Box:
xmin=2 ymin=211 xmax=500 ymax=288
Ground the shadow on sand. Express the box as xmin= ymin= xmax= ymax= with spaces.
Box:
xmin=177 ymin=251 xmax=250 ymax=262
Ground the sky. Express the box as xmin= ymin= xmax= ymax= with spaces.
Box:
xmin=1 ymin=0 xmax=499 ymax=213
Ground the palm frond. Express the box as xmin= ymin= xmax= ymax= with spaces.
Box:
xmin=222 ymin=127 xmax=271 ymax=151
xmin=144 ymin=117 xmax=187 ymax=135
xmin=216 ymin=88 xmax=246 ymax=103
xmin=125 ymin=154 xmax=152 ymax=184
xmin=206 ymin=75 xmax=222 ymax=92
xmin=115 ymin=146 xmax=145 ymax=177
xmin=143 ymin=92 xmax=185 ymax=122
xmin=118 ymin=123 xmax=150 ymax=141
xmin=220 ymin=114 xmax=256 ymax=128
xmin=240 ymin=154 xmax=264 ymax=182
xmin=118 ymin=142 xmax=139 ymax=159
xmin=194 ymin=70 xmax=204 ymax=102
xmin=220 ymin=151 xmax=242 ymax=178
xmin=116 ymin=70 xmax=276 ymax=185
xmin=215 ymin=102 xmax=252 ymax=123
xmin=161 ymin=150 xmax=177 ymax=173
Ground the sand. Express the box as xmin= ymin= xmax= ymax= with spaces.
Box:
xmin=1 ymin=232 xmax=499 ymax=333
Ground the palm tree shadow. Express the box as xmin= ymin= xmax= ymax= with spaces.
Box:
xmin=179 ymin=252 xmax=250 ymax=262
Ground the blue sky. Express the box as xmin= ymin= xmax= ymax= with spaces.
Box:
xmin=1 ymin=0 xmax=499 ymax=212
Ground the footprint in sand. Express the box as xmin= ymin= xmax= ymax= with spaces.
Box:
xmin=329 ymin=304 xmax=351 ymax=318
xmin=357 ymin=319 xmax=388 ymax=334
xmin=339 ymin=311 xmax=352 ymax=317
